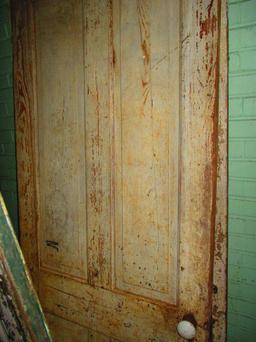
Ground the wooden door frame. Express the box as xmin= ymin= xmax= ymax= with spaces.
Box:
xmin=11 ymin=1 xmax=228 ymax=340
xmin=212 ymin=1 xmax=228 ymax=341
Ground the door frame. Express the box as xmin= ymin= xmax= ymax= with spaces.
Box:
xmin=11 ymin=1 xmax=228 ymax=340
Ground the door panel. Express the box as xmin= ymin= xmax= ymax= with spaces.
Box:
xmin=113 ymin=0 xmax=179 ymax=304
xmin=36 ymin=0 xmax=87 ymax=280
xmin=12 ymin=0 xmax=227 ymax=341
xmin=46 ymin=313 xmax=120 ymax=342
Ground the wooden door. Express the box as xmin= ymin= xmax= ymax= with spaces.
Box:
xmin=12 ymin=0 xmax=227 ymax=341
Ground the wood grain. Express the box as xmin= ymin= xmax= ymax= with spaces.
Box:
xmin=12 ymin=0 xmax=227 ymax=341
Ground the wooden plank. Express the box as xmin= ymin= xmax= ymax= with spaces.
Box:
xmin=11 ymin=0 xmax=39 ymax=289
xmin=0 ymin=193 xmax=51 ymax=341
xmin=85 ymin=0 xmax=112 ymax=289
xmin=35 ymin=0 xmax=87 ymax=280
xmin=178 ymin=1 xmax=221 ymax=340
xmin=212 ymin=1 xmax=228 ymax=341
xmin=46 ymin=313 xmax=89 ymax=342
xmin=113 ymin=0 xmax=179 ymax=304
xmin=12 ymin=0 xmax=227 ymax=341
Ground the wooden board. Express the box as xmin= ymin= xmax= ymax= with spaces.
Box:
xmin=0 ymin=193 xmax=51 ymax=341
xmin=12 ymin=0 xmax=228 ymax=341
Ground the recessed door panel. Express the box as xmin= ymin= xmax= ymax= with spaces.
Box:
xmin=13 ymin=0 xmax=226 ymax=341
xmin=35 ymin=0 xmax=87 ymax=279
xmin=113 ymin=0 xmax=180 ymax=304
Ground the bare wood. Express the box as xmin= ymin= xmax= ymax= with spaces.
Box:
xmin=35 ymin=0 xmax=87 ymax=280
xmin=12 ymin=0 xmax=227 ymax=341
xmin=11 ymin=0 xmax=39 ymax=289
xmin=85 ymin=0 xmax=113 ymax=288
xmin=46 ymin=313 xmax=120 ymax=342
xmin=178 ymin=2 xmax=222 ymax=340
xmin=212 ymin=1 xmax=228 ymax=341
xmin=112 ymin=0 xmax=179 ymax=305
xmin=46 ymin=313 xmax=90 ymax=342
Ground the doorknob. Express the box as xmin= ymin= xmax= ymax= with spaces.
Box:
xmin=177 ymin=314 xmax=196 ymax=340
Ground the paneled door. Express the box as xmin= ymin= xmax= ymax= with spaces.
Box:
xmin=12 ymin=0 xmax=227 ymax=341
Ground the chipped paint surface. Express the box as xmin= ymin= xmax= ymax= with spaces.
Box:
xmin=12 ymin=0 xmax=227 ymax=341
xmin=0 ymin=193 xmax=51 ymax=341
xmin=11 ymin=0 xmax=39 ymax=290
xmin=212 ymin=1 xmax=228 ymax=341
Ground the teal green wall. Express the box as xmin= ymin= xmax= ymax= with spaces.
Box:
xmin=0 ymin=0 xmax=18 ymax=234
xmin=228 ymin=0 xmax=256 ymax=341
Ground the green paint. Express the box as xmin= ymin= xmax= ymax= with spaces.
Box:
xmin=0 ymin=193 xmax=52 ymax=341
xmin=0 ymin=0 xmax=18 ymax=235
xmin=228 ymin=0 xmax=256 ymax=341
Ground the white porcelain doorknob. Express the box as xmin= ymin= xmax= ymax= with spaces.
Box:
xmin=177 ymin=320 xmax=196 ymax=340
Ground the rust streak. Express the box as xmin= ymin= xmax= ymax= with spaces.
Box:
xmin=200 ymin=14 xmax=217 ymax=39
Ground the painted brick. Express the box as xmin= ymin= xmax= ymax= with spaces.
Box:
xmin=229 ymin=179 xmax=256 ymax=198
xmin=229 ymin=140 xmax=244 ymax=158
xmin=243 ymin=97 xmax=256 ymax=116
xmin=229 ymin=217 xmax=256 ymax=235
xmin=245 ymin=140 xmax=256 ymax=158
xmin=0 ymin=143 xmax=15 ymax=155
xmin=230 ymin=49 xmax=256 ymax=73
xmin=0 ymin=168 xmax=16 ymax=179
xmin=229 ymin=282 xmax=256 ymax=303
xmin=228 ymin=297 xmax=256 ymax=319
xmin=229 ymin=73 xmax=256 ymax=96
xmin=229 ymin=198 xmax=256 ymax=218
xmin=229 ymin=253 xmax=256 ymax=274
xmin=228 ymin=2 xmax=256 ymax=339
xmin=0 ymin=155 xmax=16 ymax=170
xmin=0 ymin=56 xmax=12 ymax=73
xmin=0 ymin=39 xmax=12 ymax=58
xmin=0 ymin=0 xmax=18 ymax=234
xmin=229 ymin=52 xmax=241 ymax=73
xmin=0 ymin=73 xmax=12 ymax=89
xmin=229 ymin=25 xmax=256 ymax=51
xmin=229 ymin=315 xmax=256 ymax=338
xmin=229 ymin=160 xmax=256 ymax=178
xmin=0 ymin=179 xmax=17 ymax=192
xmin=229 ymin=120 xmax=256 ymax=138
xmin=0 ymin=115 xmax=14 ymax=130
xmin=228 ymin=3 xmax=241 ymax=26
xmin=240 ymin=0 xmax=256 ymax=24
xmin=229 ymin=245 xmax=256 ymax=264
xmin=228 ymin=326 xmax=255 ymax=342
xmin=0 ymin=130 xmax=14 ymax=144
xmin=0 ymin=89 xmax=14 ymax=116
xmin=229 ymin=98 xmax=243 ymax=116
xmin=228 ymin=263 xmax=256 ymax=287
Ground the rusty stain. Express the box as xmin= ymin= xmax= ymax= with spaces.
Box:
xmin=98 ymin=233 xmax=105 ymax=270
xmin=207 ymin=0 xmax=215 ymax=18
xmin=13 ymin=0 xmax=227 ymax=341
xmin=112 ymin=47 xmax=116 ymax=66
xmin=141 ymin=40 xmax=149 ymax=65
xmin=141 ymin=79 xmax=148 ymax=88
xmin=199 ymin=14 xmax=217 ymax=39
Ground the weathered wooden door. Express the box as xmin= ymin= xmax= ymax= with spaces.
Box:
xmin=12 ymin=0 xmax=227 ymax=341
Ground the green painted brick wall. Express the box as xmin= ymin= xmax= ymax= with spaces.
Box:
xmin=0 ymin=0 xmax=18 ymax=234
xmin=228 ymin=0 xmax=256 ymax=341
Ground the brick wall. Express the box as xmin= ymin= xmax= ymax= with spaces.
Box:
xmin=228 ymin=0 xmax=256 ymax=341
xmin=0 ymin=0 xmax=18 ymax=234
